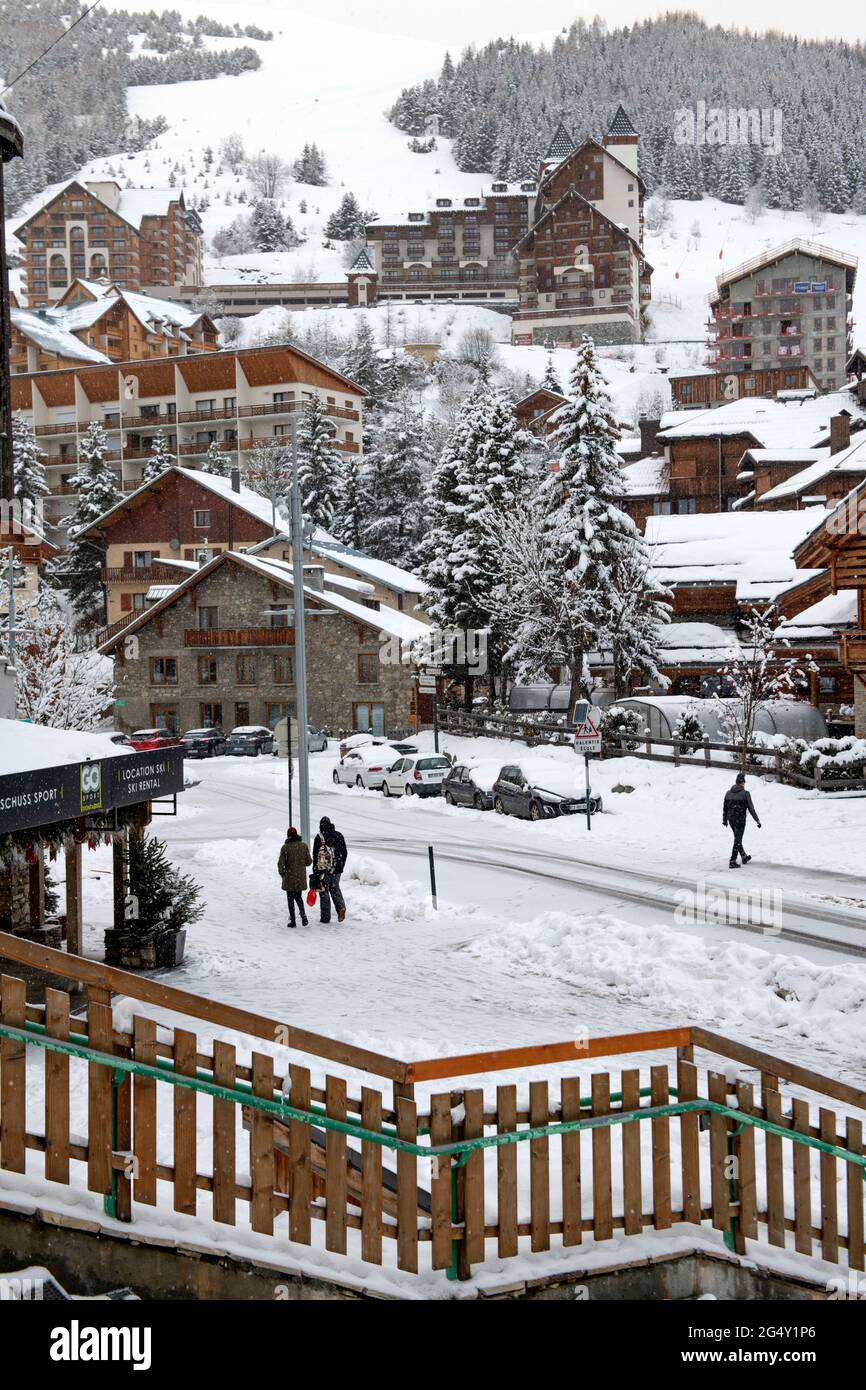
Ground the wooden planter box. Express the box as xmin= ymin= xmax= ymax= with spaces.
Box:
xmin=104 ymin=927 xmax=186 ymax=971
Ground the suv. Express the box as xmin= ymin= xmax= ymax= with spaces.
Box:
xmin=127 ymin=728 xmax=182 ymax=751
xmin=224 ymin=726 xmax=275 ymax=757
xmin=492 ymin=764 xmax=603 ymax=821
xmin=181 ymin=727 xmax=226 ymax=759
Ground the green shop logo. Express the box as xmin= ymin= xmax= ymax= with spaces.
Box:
xmin=79 ymin=762 xmax=103 ymax=814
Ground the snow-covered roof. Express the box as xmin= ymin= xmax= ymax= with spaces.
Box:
xmin=145 ymin=584 xmax=178 ymax=602
xmin=657 ymin=622 xmax=740 ymax=666
xmin=311 ymin=539 xmax=425 ymax=595
xmin=321 ymin=572 xmax=376 ymax=595
xmin=349 ymin=246 xmax=376 ymax=274
xmin=757 ymin=436 xmax=866 ymax=504
xmin=658 ymin=391 xmax=866 ymax=450
xmin=10 ymin=308 xmax=111 ymax=365
xmin=82 ymin=466 xmax=288 ymax=541
xmin=646 ymin=509 xmax=830 ymax=603
xmin=606 ymin=105 xmax=639 ymax=138
xmin=545 ymin=122 xmax=575 ymax=161
xmin=12 ymin=178 xmax=183 ymax=235
xmin=741 ymin=448 xmax=826 ymax=466
xmin=622 ymin=455 xmax=668 ymax=497
xmin=778 ymin=590 xmax=858 ymax=639
xmin=50 ymin=281 xmax=211 ymax=338
xmin=0 ymin=719 xmax=130 ymax=776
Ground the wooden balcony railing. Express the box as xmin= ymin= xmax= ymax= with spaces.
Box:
xmin=184 ymin=627 xmax=296 ymax=647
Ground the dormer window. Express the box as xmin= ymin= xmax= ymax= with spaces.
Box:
xmin=436 ymin=199 xmax=452 ymax=208
xmin=491 ymin=183 xmax=507 ymax=192
xmin=408 ymin=213 xmax=425 ymax=222
xmin=464 ymin=198 xmax=480 ymax=207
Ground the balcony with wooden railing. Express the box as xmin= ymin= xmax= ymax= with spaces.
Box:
xmin=184 ymin=627 xmax=295 ymax=647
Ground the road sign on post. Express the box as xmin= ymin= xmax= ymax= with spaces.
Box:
xmin=573 ymin=718 xmax=602 ymax=756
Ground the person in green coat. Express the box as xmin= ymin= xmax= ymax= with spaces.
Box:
xmin=277 ymin=827 xmax=312 ymax=928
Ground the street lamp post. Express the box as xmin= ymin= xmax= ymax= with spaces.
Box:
xmin=288 ymin=414 xmax=312 ymax=846
xmin=0 ymin=103 xmax=24 ymax=505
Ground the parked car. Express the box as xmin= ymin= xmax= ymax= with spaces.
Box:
xmin=224 ymin=726 xmax=275 ymax=757
xmin=381 ymin=754 xmax=453 ymax=798
xmin=492 ymin=762 xmax=603 ymax=821
xmin=108 ymin=732 xmax=131 ymax=747
xmin=181 ymin=727 xmax=226 ymax=759
xmin=441 ymin=761 xmax=499 ymax=811
xmin=338 ymin=733 xmax=417 ymax=758
xmin=307 ymin=726 xmax=329 ymax=753
xmin=332 ymin=745 xmax=393 ymax=790
xmin=127 ymin=728 xmax=183 ymax=752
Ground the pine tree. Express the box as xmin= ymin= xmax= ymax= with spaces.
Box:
xmin=200 ymin=441 xmax=230 ymax=476
xmin=342 ymin=317 xmax=382 ymax=403
xmin=296 ymin=397 xmax=345 ymax=531
xmin=12 ymin=413 xmax=49 ymax=510
xmin=128 ymin=833 xmax=204 ymax=935
xmin=361 ymin=397 xmax=428 ymax=565
xmin=324 ymin=192 xmax=364 ymax=240
xmin=333 ymin=459 xmax=366 ymax=550
xmin=541 ymin=340 xmax=563 ymax=395
xmin=141 ymin=431 xmax=175 ymax=484
xmin=53 ymin=423 xmax=121 ymax=628
xmin=251 ymin=198 xmax=297 ymax=252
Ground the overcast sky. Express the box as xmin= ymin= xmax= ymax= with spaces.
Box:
xmin=243 ymin=1 xmax=863 ymax=45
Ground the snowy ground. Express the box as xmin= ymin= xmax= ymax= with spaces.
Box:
xmin=63 ymin=734 xmax=866 ymax=1087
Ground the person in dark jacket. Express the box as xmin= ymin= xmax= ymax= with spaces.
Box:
xmin=277 ymin=827 xmax=312 ymax=927
xmin=312 ymin=816 xmax=347 ymax=923
xmin=722 ymin=773 xmax=761 ymax=868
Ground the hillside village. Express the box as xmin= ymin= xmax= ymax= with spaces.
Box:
xmin=0 ymin=0 xmax=866 ymax=1324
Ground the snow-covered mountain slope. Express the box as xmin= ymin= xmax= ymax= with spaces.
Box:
xmin=13 ymin=2 xmax=865 ymax=424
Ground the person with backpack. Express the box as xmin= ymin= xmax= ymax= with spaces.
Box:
xmin=312 ymin=816 xmax=348 ymax=923
xmin=722 ymin=772 xmax=762 ymax=868
xmin=277 ymin=826 xmax=312 ymax=928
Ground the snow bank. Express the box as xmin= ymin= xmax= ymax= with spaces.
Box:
xmin=467 ymin=911 xmax=866 ymax=1065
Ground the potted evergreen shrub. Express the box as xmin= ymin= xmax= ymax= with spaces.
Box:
xmin=105 ymin=834 xmax=204 ymax=970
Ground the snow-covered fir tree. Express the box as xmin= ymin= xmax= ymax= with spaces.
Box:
xmin=52 ymin=423 xmax=120 ymax=628
xmin=360 ymin=396 xmax=428 ymax=565
xmin=200 ymin=441 xmax=231 ymax=476
xmin=341 ymin=317 xmax=382 ymax=404
xmin=12 ymin=413 xmax=49 ymax=511
xmin=333 ymin=458 xmax=366 ymax=551
xmin=251 ymin=198 xmax=298 ymax=251
xmin=324 ymin=192 xmax=365 ymax=240
xmin=141 ymin=431 xmax=175 ymax=484
xmin=541 ymin=341 xmax=563 ymax=395
xmin=244 ymin=442 xmax=291 ymax=532
xmin=296 ymin=397 xmax=345 ymax=530
xmin=293 ymin=142 xmax=328 ymax=185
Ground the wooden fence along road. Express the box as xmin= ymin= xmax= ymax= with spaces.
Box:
xmin=0 ymin=933 xmax=864 ymax=1286
xmin=435 ymin=708 xmax=866 ymax=792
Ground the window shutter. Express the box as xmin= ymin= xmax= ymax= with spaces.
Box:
xmin=184 ymin=549 xmax=194 ymax=560
xmin=121 ymin=592 xmax=132 ymax=612
xmin=123 ymin=551 xmax=133 ymax=567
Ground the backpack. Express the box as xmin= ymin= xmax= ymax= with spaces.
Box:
xmin=316 ymin=841 xmax=335 ymax=875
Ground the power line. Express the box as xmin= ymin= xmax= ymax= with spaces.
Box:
xmin=1 ymin=0 xmax=106 ymax=100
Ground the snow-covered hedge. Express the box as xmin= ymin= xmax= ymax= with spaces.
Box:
xmin=799 ymin=736 xmax=866 ymax=783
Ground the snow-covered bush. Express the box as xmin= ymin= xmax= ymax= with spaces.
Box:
xmin=600 ymin=706 xmax=645 ymax=751
xmin=673 ymin=706 xmax=704 ymax=754
xmin=798 ymin=737 xmax=866 ymax=785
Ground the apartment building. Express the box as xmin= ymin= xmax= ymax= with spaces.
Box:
xmin=706 ymin=240 xmax=857 ymax=391
xmin=10 ymin=342 xmax=365 ymax=527
xmin=9 ymin=278 xmax=219 ymax=374
xmin=12 ymin=178 xmax=203 ymax=305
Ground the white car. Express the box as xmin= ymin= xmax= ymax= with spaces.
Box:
xmin=381 ymin=754 xmax=453 ymax=798
xmin=332 ymin=745 xmax=393 ymax=789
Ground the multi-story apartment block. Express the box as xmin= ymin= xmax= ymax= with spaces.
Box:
xmin=10 ymin=343 xmax=365 ymax=527
xmin=12 ymin=179 xmax=203 ymax=305
xmin=360 ymin=180 xmax=537 ymax=305
xmin=512 ymin=109 xmax=653 ymax=345
xmin=706 ymin=240 xmax=857 ymax=391
xmin=9 ymin=278 xmax=219 ymax=373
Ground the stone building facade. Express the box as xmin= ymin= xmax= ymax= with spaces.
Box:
xmin=104 ymin=553 xmax=423 ymax=736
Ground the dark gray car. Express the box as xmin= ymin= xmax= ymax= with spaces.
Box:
xmin=492 ymin=764 xmax=603 ymax=821
xmin=442 ymin=765 xmax=494 ymax=811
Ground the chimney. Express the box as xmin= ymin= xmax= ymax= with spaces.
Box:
xmin=230 ymin=466 xmax=241 ymax=493
xmin=639 ymin=417 xmax=661 ymax=456
xmin=303 ymin=564 xmax=325 ymax=592
xmin=830 ymin=413 xmax=851 ymax=456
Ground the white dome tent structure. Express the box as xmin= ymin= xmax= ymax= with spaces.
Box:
xmin=613 ymin=695 xmax=827 ymax=743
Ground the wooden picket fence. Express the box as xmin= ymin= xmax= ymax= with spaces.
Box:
xmin=0 ymin=932 xmax=864 ymax=1285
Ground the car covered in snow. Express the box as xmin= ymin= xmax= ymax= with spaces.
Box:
xmin=381 ymin=754 xmax=453 ymax=798
xmin=181 ymin=727 xmax=226 ymax=759
xmin=338 ymin=732 xmax=417 ymax=758
xmin=127 ymin=728 xmax=183 ymax=752
xmin=306 ymin=726 xmax=329 ymax=753
xmin=441 ymin=760 xmax=500 ymax=811
xmin=492 ymin=762 xmax=603 ymax=821
xmin=333 ymin=744 xmax=395 ymax=790
xmin=224 ymin=726 xmax=275 ymax=757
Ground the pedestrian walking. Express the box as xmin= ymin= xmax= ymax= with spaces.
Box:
xmin=277 ymin=826 xmax=312 ymax=927
xmin=312 ymin=816 xmax=348 ymax=923
xmin=722 ymin=772 xmax=761 ymax=868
